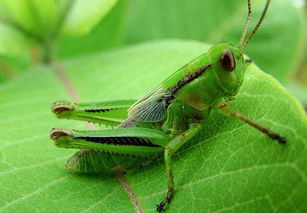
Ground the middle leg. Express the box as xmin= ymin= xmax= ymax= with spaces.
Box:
xmin=157 ymin=123 xmax=201 ymax=212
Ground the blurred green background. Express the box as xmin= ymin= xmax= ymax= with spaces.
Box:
xmin=0 ymin=1 xmax=307 ymax=212
xmin=0 ymin=0 xmax=306 ymax=91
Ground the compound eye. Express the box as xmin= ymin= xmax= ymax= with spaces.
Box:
xmin=220 ymin=49 xmax=236 ymax=72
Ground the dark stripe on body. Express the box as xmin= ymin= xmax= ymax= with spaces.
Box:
xmin=161 ymin=64 xmax=211 ymax=106
xmin=75 ymin=136 xmax=160 ymax=147
xmin=85 ymin=108 xmax=115 ymax=113
xmin=168 ymin=64 xmax=211 ymax=95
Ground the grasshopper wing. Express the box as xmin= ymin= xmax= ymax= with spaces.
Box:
xmin=128 ymin=88 xmax=172 ymax=122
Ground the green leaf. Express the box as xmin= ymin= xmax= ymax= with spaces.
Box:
xmin=62 ymin=0 xmax=118 ymax=36
xmin=57 ymin=0 xmax=127 ymax=58
xmin=1 ymin=0 xmax=58 ymax=38
xmin=0 ymin=40 xmax=306 ymax=212
xmin=0 ymin=0 xmax=118 ymax=37
xmin=287 ymin=82 xmax=307 ymax=108
xmin=124 ymin=0 xmax=305 ymax=83
xmin=0 ymin=23 xmax=29 ymax=55
xmin=0 ymin=53 xmax=31 ymax=83
xmin=0 ymin=0 xmax=119 ymax=57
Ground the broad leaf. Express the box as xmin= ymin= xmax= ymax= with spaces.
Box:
xmin=0 ymin=0 xmax=119 ymax=57
xmin=0 ymin=0 xmax=118 ymax=37
xmin=124 ymin=0 xmax=305 ymax=83
xmin=62 ymin=0 xmax=118 ymax=36
xmin=0 ymin=41 xmax=306 ymax=212
xmin=57 ymin=0 xmax=127 ymax=58
xmin=1 ymin=0 xmax=58 ymax=38
xmin=287 ymin=82 xmax=307 ymax=108
xmin=0 ymin=23 xmax=28 ymax=55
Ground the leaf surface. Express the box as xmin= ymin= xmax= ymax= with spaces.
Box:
xmin=57 ymin=0 xmax=127 ymax=58
xmin=0 ymin=40 xmax=306 ymax=212
xmin=62 ymin=0 xmax=118 ymax=36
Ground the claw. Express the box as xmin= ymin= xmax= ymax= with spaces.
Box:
xmin=156 ymin=203 xmax=165 ymax=212
xmin=156 ymin=188 xmax=174 ymax=212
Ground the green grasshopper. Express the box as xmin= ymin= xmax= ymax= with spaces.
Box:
xmin=50 ymin=0 xmax=286 ymax=211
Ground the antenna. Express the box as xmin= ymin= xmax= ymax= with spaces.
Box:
xmin=239 ymin=0 xmax=252 ymax=49
xmin=241 ymin=0 xmax=271 ymax=51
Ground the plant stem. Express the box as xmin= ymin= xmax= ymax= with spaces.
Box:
xmin=42 ymin=39 xmax=56 ymax=65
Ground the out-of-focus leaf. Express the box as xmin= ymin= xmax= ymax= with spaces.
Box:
xmin=62 ymin=0 xmax=118 ymax=36
xmin=0 ymin=0 xmax=121 ymax=82
xmin=0 ymin=0 xmax=119 ymax=57
xmin=1 ymin=0 xmax=58 ymax=38
xmin=0 ymin=0 xmax=119 ymax=37
xmin=0 ymin=23 xmax=29 ymax=55
xmin=124 ymin=0 xmax=305 ymax=83
xmin=57 ymin=0 xmax=127 ymax=58
xmin=0 ymin=53 xmax=30 ymax=82
xmin=287 ymin=82 xmax=307 ymax=107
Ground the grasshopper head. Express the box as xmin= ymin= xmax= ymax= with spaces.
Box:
xmin=208 ymin=42 xmax=250 ymax=97
xmin=207 ymin=0 xmax=272 ymax=97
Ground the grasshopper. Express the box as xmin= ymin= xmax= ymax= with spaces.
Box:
xmin=50 ymin=0 xmax=286 ymax=211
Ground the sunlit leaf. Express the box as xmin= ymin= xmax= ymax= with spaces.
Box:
xmin=62 ymin=0 xmax=118 ymax=36
xmin=0 ymin=23 xmax=28 ymax=55
xmin=57 ymin=0 xmax=126 ymax=58
xmin=1 ymin=0 xmax=58 ymax=37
